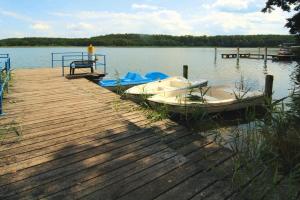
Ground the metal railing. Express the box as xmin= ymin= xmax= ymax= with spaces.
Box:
xmin=51 ymin=52 xmax=107 ymax=76
xmin=0 ymin=54 xmax=11 ymax=115
xmin=51 ymin=52 xmax=86 ymax=68
xmin=0 ymin=54 xmax=9 ymax=58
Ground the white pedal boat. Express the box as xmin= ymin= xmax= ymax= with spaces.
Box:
xmin=124 ymin=76 xmax=208 ymax=98
xmin=147 ymin=86 xmax=265 ymax=114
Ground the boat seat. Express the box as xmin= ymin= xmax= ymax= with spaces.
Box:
xmin=123 ymin=72 xmax=146 ymax=81
xmin=223 ymin=88 xmax=263 ymax=98
xmin=145 ymin=72 xmax=169 ymax=80
xmin=169 ymin=80 xmax=188 ymax=88
xmin=69 ymin=60 xmax=95 ymax=75
xmin=203 ymin=95 xmax=220 ymax=102
xmin=160 ymin=86 xmax=172 ymax=91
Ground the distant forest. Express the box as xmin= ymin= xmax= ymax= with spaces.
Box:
xmin=0 ymin=34 xmax=297 ymax=47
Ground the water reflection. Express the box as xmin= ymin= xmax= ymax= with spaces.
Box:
xmin=263 ymin=63 xmax=268 ymax=75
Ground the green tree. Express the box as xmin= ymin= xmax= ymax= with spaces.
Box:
xmin=262 ymin=0 xmax=300 ymax=37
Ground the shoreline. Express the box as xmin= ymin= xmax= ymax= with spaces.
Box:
xmin=0 ymin=46 xmax=280 ymax=48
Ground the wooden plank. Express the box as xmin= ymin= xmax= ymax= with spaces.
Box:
xmin=0 ymin=118 xmax=150 ymax=167
xmin=2 ymin=126 xmax=189 ymax=197
xmin=0 ymin=108 xmax=143 ymax=144
xmin=47 ymin=149 xmax=183 ymax=200
xmin=80 ymin=140 xmax=226 ymax=199
xmin=152 ymin=154 xmax=233 ymax=200
xmin=1 ymin=138 xmax=168 ymax=199
xmin=0 ymin=114 xmax=147 ymax=158
xmin=189 ymin=178 xmax=233 ymax=200
xmin=1 ymin=122 xmax=183 ymax=181
xmin=57 ymin=134 xmax=212 ymax=199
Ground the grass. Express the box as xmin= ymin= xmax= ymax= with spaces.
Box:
xmin=129 ymin=91 xmax=170 ymax=122
xmin=141 ymin=103 xmax=169 ymax=122
xmin=219 ymin=94 xmax=300 ymax=199
xmin=0 ymin=120 xmax=22 ymax=143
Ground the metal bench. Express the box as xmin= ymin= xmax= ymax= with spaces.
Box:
xmin=69 ymin=60 xmax=95 ymax=75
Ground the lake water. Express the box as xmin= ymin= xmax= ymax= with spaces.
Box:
xmin=0 ymin=47 xmax=298 ymax=99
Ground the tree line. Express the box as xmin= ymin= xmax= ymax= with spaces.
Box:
xmin=0 ymin=34 xmax=297 ymax=47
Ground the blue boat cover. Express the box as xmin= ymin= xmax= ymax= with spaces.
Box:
xmin=99 ymin=71 xmax=169 ymax=87
xmin=145 ymin=72 xmax=169 ymax=80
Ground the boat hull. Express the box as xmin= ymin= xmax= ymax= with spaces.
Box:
xmin=122 ymin=93 xmax=153 ymax=103
xmin=101 ymin=84 xmax=142 ymax=93
xmin=148 ymin=95 xmax=265 ymax=115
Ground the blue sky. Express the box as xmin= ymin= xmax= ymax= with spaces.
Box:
xmin=0 ymin=0 xmax=291 ymax=39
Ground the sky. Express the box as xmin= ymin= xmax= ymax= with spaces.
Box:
xmin=0 ymin=0 xmax=293 ymax=39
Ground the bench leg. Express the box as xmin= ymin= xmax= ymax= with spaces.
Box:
xmin=70 ymin=67 xmax=72 ymax=75
xmin=91 ymin=67 xmax=94 ymax=73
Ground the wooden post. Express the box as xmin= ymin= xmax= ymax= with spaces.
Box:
xmin=264 ymin=47 xmax=267 ymax=63
xmin=237 ymin=47 xmax=240 ymax=65
xmin=264 ymin=75 xmax=273 ymax=99
xmin=62 ymin=56 xmax=65 ymax=77
xmin=214 ymin=47 xmax=217 ymax=63
xmin=258 ymin=47 xmax=261 ymax=55
xmin=183 ymin=65 xmax=188 ymax=79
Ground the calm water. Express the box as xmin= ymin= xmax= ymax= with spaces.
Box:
xmin=0 ymin=47 xmax=298 ymax=99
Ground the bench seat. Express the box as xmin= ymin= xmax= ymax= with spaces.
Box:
xmin=70 ymin=60 xmax=95 ymax=75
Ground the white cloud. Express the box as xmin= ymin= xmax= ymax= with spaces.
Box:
xmin=49 ymin=12 xmax=73 ymax=17
xmin=0 ymin=10 xmax=51 ymax=31
xmin=31 ymin=22 xmax=51 ymax=31
xmin=204 ymin=0 xmax=255 ymax=10
xmin=52 ymin=9 xmax=192 ymax=36
xmin=190 ymin=8 xmax=289 ymax=34
xmin=0 ymin=31 xmax=25 ymax=39
xmin=0 ymin=10 xmax=32 ymax=22
xmin=67 ymin=22 xmax=94 ymax=31
xmin=131 ymin=4 xmax=159 ymax=10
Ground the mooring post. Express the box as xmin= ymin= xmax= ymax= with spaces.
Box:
xmin=236 ymin=47 xmax=240 ymax=65
xmin=104 ymin=55 xmax=107 ymax=75
xmin=214 ymin=47 xmax=217 ymax=63
xmin=183 ymin=65 xmax=188 ymax=79
xmin=62 ymin=56 xmax=65 ymax=77
xmin=264 ymin=74 xmax=274 ymax=99
xmin=51 ymin=53 xmax=54 ymax=68
xmin=264 ymin=47 xmax=267 ymax=63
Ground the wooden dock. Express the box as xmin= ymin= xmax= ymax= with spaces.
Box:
xmin=0 ymin=68 xmax=237 ymax=200
xmin=221 ymin=53 xmax=297 ymax=60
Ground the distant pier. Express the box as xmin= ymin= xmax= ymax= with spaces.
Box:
xmin=221 ymin=53 xmax=297 ymax=61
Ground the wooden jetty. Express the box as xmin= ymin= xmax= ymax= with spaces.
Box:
xmin=0 ymin=68 xmax=256 ymax=199
xmin=221 ymin=53 xmax=297 ymax=61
